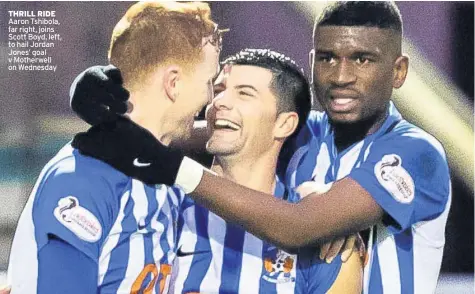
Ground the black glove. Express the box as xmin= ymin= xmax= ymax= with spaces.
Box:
xmin=72 ymin=116 xmax=184 ymax=186
xmin=70 ymin=65 xmax=129 ymax=125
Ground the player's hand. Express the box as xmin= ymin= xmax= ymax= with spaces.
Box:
xmin=70 ymin=65 xmax=129 ymax=125
xmin=296 ymin=181 xmax=360 ymax=263
xmin=72 ymin=116 xmax=185 ymax=186
xmin=319 ymin=234 xmax=363 ymax=263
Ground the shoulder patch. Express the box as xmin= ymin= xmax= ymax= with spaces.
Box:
xmin=374 ymin=154 xmax=415 ymax=204
xmin=54 ymin=196 xmax=102 ymax=242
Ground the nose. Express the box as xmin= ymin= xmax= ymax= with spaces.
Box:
xmin=212 ymin=90 xmax=233 ymax=110
xmin=330 ymin=58 xmax=356 ymax=86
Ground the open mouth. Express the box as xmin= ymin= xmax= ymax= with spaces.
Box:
xmin=214 ymin=119 xmax=241 ymax=131
xmin=328 ymin=96 xmax=358 ymax=112
xmin=332 ymin=98 xmax=355 ymax=105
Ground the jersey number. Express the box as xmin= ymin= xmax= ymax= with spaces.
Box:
xmin=131 ymin=263 xmax=172 ymax=294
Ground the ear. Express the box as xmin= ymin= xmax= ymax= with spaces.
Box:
xmin=163 ymin=65 xmax=181 ymax=102
xmin=274 ymin=112 xmax=299 ymax=140
xmin=393 ymin=55 xmax=409 ymax=89
xmin=309 ymin=49 xmax=315 ymax=85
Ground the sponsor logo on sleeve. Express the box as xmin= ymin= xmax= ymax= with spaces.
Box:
xmin=54 ymin=196 xmax=102 ymax=242
xmin=375 ymin=154 xmax=415 ymax=204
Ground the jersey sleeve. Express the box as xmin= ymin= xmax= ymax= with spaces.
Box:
xmin=32 ymin=162 xmax=117 ymax=262
xmin=349 ymin=134 xmax=450 ymax=233
xmin=37 ymin=237 xmax=98 ymax=294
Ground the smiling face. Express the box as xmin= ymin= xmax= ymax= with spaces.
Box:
xmin=205 ymin=65 xmax=280 ymax=158
xmin=312 ymin=26 xmax=408 ymax=125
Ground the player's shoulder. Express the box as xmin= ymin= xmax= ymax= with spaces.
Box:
xmin=38 ymin=143 xmax=131 ymax=200
xmin=379 ymin=119 xmax=447 ymax=162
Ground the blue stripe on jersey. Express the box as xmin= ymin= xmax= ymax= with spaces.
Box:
xmin=296 ymin=140 xmax=320 ymax=185
xmin=102 ymin=182 xmax=136 ymax=290
xmin=324 ymin=143 xmax=336 ymax=184
xmin=354 ymin=139 xmax=373 ymax=168
xmin=182 ymin=205 xmax=212 ymax=291
xmin=294 ymin=255 xmax=308 ymax=294
xmin=395 ymin=229 xmax=414 ymax=293
xmin=167 ymin=191 xmax=179 ymax=252
xmin=286 ymin=144 xmax=309 ymax=187
xmin=368 ymin=244 xmax=383 ymax=294
xmin=142 ymin=185 xmax=159 ymax=288
xmin=219 ymin=224 xmax=246 ymax=293
xmin=156 ymin=200 xmax=171 ymax=266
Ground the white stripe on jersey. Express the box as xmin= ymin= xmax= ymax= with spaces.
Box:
xmin=336 ymin=140 xmax=364 ymax=179
xmin=151 ymin=186 xmax=168 ymax=266
xmin=8 ymin=195 xmax=38 ymax=294
xmin=98 ymin=188 xmax=131 ymax=286
xmin=376 ymin=225 xmax=401 ymax=293
xmin=238 ymin=233 xmax=264 ymax=294
xmin=311 ymin=142 xmax=330 ymax=183
xmin=413 ymin=183 xmax=452 ymax=293
xmin=169 ymin=206 xmax=198 ymax=294
xmin=152 ymin=186 xmax=170 ymax=293
xmin=163 ymin=190 xmax=178 ymax=264
xmin=200 ymin=212 xmax=226 ymax=292
xmin=117 ymin=180 xmax=148 ymax=292
xmin=363 ymin=227 xmax=374 ymax=294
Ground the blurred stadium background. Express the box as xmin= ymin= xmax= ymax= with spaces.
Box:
xmin=0 ymin=1 xmax=473 ymax=292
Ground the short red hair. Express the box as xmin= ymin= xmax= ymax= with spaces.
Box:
xmin=109 ymin=1 xmax=220 ymax=89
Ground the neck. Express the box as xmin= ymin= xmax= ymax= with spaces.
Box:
xmin=127 ymin=91 xmax=173 ymax=146
xmin=211 ymin=150 xmax=278 ymax=194
xmin=332 ymin=108 xmax=389 ymax=152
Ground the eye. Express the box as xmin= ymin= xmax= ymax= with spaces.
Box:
xmin=317 ymin=55 xmax=336 ymax=64
xmin=238 ymin=91 xmax=253 ymax=97
xmin=355 ymin=56 xmax=371 ymax=65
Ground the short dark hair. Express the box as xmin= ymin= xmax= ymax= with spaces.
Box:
xmin=222 ymin=49 xmax=311 ymax=138
xmin=315 ymin=1 xmax=403 ymax=33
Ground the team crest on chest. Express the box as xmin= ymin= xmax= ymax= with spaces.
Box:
xmin=375 ymin=154 xmax=415 ymax=204
xmin=262 ymin=247 xmax=296 ymax=284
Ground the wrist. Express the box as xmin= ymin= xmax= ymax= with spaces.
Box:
xmin=175 ymin=156 xmax=215 ymax=194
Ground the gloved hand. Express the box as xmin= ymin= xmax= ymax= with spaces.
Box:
xmin=70 ymin=65 xmax=129 ymax=125
xmin=72 ymin=116 xmax=184 ymax=186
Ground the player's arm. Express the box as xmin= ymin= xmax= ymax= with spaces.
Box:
xmin=72 ymin=117 xmax=449 ymax=250
xmin=37 ymin=237 xmax=97 ymax=294
xmin=190 ymin=136 xmax=449 ymax=249
xmin=8 ymin=159 xmax=117 ymax=293
xmin=194 ymin=174 xmax=381 ymax=249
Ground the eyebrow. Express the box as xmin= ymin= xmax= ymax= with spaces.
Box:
xmin=235 ymin=84 xmax=259 ymax=93
xmin=315 ymin=49 xmax=380 ymax=58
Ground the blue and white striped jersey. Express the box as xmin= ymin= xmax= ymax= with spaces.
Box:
xmin=286 ymin=102 xmax=451 ymax=294
xmin=169 ymin=181 xmax=341 ymax=294
xmin=8 ymin=144 xmax=183 ymax=293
